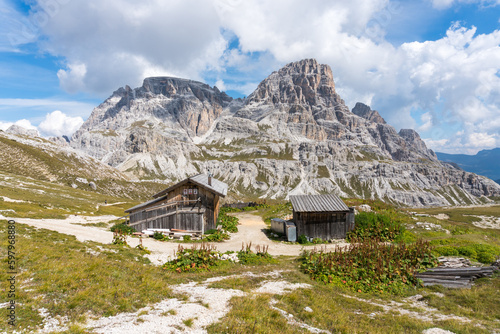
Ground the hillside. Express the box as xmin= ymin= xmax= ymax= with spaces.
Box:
xmin=437 ymin=148 xmax=500 ymax=181
xmin=69 ymin=59 xmax=500 ymax=207
xmin=0 ymin=131 xmax=165 ymax=201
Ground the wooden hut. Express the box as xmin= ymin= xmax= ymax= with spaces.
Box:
xmin=289 ymin=194 xmax=355 ymax=240
xmin=125 ymin=174 xmax=228 ymax=233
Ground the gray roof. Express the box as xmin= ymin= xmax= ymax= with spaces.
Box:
xmin=152 ymin=174 xmax=228 ymax=198
xmin=289 ymin=194 xmax=349 ymax=212
xmin=125 ymin=195 xmax=167 ymax=213
xmin=190 ymin=174 xmax=228 ymax=197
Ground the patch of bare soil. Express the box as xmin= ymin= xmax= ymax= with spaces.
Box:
xmin=468 ymin=215 xmax=500 ymax=229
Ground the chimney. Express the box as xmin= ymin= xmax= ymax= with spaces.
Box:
xmin=208 ymin=172 xmax=212 ymax=186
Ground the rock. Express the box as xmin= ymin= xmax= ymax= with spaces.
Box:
xmin=422 ymin=328 xmax=455 ymax=334
xmin=71 ymin=183 xmax=78 ymax=189
xmin=6 ymin=124 xmax=39 ymax=137
xmin=89 ymin=181 xmax=97 ymax=190
xmin=438 ymin=257 xmax=471 ymax=268
xmin=68 ymin=58 xmax=500 ymax=205
xmin=76 ymin=177 xmax=88 ymax=184
xmin=304 ymin=307 xmax=313 ymax=313
xmin=357 ymin=204 xmax=371 ymax=212
xmin=352 ymin=102 xmax=386 ymax=124
xmin=48 ymin=135 xmax=70 ymax=146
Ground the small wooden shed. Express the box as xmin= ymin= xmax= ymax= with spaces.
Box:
xmin=125 ymin=174 xmax=228 ymax=233
xmin=289 ymin=194 xmax=355 ymax=240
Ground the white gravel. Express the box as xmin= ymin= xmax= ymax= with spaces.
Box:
xmin=84 ymin=272 xmax=311 ymax=333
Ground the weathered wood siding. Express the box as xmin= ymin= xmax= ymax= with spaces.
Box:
xmin=129 ymin=181 xmax=219 ymax=232
xmin=293 ymin=211 xmax=354 ymax=240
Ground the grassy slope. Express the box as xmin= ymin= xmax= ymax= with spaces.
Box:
xmin=1 ymin=201 xmax=499 ymax=333
xmin=0 ymin=133 xmax=165 ymax=201
xmin=0 ymin=170 xmax=137 ymax=218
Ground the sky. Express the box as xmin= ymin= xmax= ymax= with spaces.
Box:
xmin=0 ymin=0 xmax=499 ymax=154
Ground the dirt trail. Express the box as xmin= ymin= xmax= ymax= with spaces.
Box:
xmin=10 ymin=212 xmax=349 ymax=264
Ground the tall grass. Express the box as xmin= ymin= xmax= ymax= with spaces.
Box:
xmin=300 ymin=239 xmax=439 ymax=294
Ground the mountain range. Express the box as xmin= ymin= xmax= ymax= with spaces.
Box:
xmin=63 ymin=59 xmax=500 ymax=206
xmin=436 ymin=149 xmax=500 ymax=184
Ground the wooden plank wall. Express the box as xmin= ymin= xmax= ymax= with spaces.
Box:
xmin=294 ymin=211 xmax=354 ymax=240
xmin=129 ymin=181 xmax=219 ymax=232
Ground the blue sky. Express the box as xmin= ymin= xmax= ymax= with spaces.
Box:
xmin=1 ymin=0 xmax=499 ymax=153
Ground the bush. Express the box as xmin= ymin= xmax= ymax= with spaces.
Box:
xmin=237 ymin=244 xmax=275 ymax=265
xmin=217 ymin=207 xmax=239 ymax=233
xmin=347 ymin=212 xmax=405 ymax=242
xmin=398 ymin=230 xmax=417 ymax=244
xmin=433 ymin=243 xmax=499 ymax=263
xmin=477 ymin=252 xmax=496 ymax=264
xmin=204 ymin=230 xmax=230 ymax=242
xmin=300 ymin=239 xmax=438 ymax=294
xmin=457 ymin=246 xmax=477 ymax=260
xmin=112 ymin=231 xmax=128 ymax=246
xmin=110 ymin=223 xmax=135 ymax=235
xmin=153 ymin=231 xmax=168 ymax=241
xmin=298 ymin=234 xmax=308 ymax=244
xmin=433 ymin=246 xmax=459 ymax=256
xmin=162 ymin=244 xmax=226 ymax=272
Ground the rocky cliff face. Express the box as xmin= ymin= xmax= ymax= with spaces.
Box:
xmin=70 ymin=59 xmax=500 ymax=206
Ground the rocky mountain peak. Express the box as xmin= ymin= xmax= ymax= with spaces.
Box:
xmin=140 ymin=77 xmax=232 ymax=104
xmin=247 ymin=59 xmax=339 ymax=107
xmin=69 ymin=59 xmax=500 ymax=206
xmin=6 ymin=124 xmax=40 ymax=137
xmin=352 ymin=102 xmax=386 ymax=124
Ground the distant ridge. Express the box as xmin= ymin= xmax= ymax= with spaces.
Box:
xmin=68 ymin=59 xmax=500 ymax=206
xmin=436 ymin=148 xmax=500 ymax=181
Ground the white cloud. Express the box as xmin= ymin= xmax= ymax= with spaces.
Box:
xmin=214 ymin=79 xmax=226 ymax=92
xmin=11 ymin=0 xmax=500 ymax=153
xmin=418 ymin=112 xmax=433 ymax=132
xmin=30 ymin=0 xmax=227 ymax=96
xmin=57 ymin=63 xmax=87 ymax=94
xmin=430 ymin=0 xmax=500 ymax=9
xmin=0 ymin=119 xmax=37 ymax=131
xmin=38 ymin=110 xmax=83 ymax=137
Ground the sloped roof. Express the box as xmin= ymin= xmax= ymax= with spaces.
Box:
xmin=124 ymin=195 xmax=167 ymax=213
xmin=152 ymin=174 xmax=228 ymax=198
xmin=289 ymin=194 xmax=349 ymax=212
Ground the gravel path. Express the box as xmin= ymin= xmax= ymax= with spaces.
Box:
xmin=10 ymin=212 xmax=349 ymax=264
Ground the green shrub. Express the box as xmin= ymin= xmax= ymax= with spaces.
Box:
xmin=433 ymin=244 xmax=499 ymax=263
xmin=237 ymin=244 xmax=275 ymax=265
xmin=433 ymin=246 xmax=459 ymax=256
xmin=162 ymin=244 xmax=225 ymax=272
xmin=300 ymin=239 xmax=438 ymax=294
xmin=298 ymin=234 xmax=308 ymax=244
xmin=112 ymin=231 xmax=128 ymax=246
xmin=397 ymin=230 xmax=417 ymax=244
xmin=110 ymin=222 xmax=136 ymax=235
xmin=457 ymin=246 xmax=477 ymax=260
xmin=217 ymin=207 xmax=239 ymax=233
xmin=153 ymin=231 xmax=168 ymax=241
xmin=204 ymin=230 xmax=230 ymax=242
xmin=312 ymin=238 xmax=326 ymax=244
xmin=451 ymin=226 xmax=471 ymax=235
xmin=183 ymin=235 xmax=191 ymax=242
xmin=347 ymin=212 xmax=405 ymax=242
